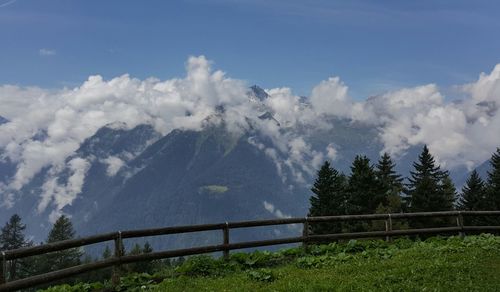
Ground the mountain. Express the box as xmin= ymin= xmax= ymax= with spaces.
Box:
xmin=67 ymin=124 xmax=307 ymax=249
xmin=0 ymin=117 xmax=13 ymax=177
xmin=0 ymin=123 xmax=161 ymax=240
xmin=474 ymin=160 xmax=491 ymax=180
xmin=0 ymin=116 xmax=17 ymax=199
xmin=0 ymin=88 xmax=476 ymax=250
xmin=248 ymin=85 xmax=269 ymax=101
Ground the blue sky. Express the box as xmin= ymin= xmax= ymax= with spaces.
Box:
xmin=1 ymin=0 xmax=499 ymax=98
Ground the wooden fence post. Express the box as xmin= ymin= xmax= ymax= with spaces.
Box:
xmin=223 ymin=222 xmax=230 ymax=260
xmin=457 ymin=212 xmax=465 ymax=238
xmin=0 ymin=251 xmax=6 ymax=284
xmin=302 ymin=218 xmax=309 ymax=252
xmin=385 ymin=214 xmax=393 ymax=242
xmin=112 ymin=231 xmax=123 ymax=285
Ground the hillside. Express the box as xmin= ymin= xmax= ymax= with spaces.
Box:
xmin=41 ymin=235 xmax=500 ymax=291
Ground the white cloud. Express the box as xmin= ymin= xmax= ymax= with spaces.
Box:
xmin=326 ymin=143 xmax=338 ymax=160
xmin=263 ymin=200 xmax=275 ymax=213
xmin=463 ymin=64 xmax=500 ymax=104
xmin=1 ymin=56 xmax=500 ymax=214
xmin=0 ymin=190 xmax=14 ymax=209
xmin=37 ymin=157 xmax=90 ymax=215
xmin=102 ymin=156 xmax=125 ymax=176
xmin=263 ymin=201 xmax=291 ymax=219
xmin=310 ymin=77 xmax=351 ymax=118
xmin=0 ymin=0 xmax=18 ymax=9
xmin=352 ymin=65 xmax=500 ymax=169
xmin=39 ymin=48 xmax=56 ymax=56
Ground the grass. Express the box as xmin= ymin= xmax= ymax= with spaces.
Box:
xmin=41 ymin=234 xmax=500 ymax=292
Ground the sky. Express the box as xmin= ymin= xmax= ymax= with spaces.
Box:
xmin=1 ymin=0 xmax=500 ymax=216
xmin=1 ymin=0 xmax=500 ymax=98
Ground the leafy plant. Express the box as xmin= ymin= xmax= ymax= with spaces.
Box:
xmin=174 ymin=255 xmax=226 ymax=276
xmin=246 ymin=268 xmax=278 ymax=282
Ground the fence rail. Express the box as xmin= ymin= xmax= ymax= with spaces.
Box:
xmin=0 ymin=210 xmax=499 ymax=291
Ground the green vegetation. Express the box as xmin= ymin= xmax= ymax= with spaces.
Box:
xmin=458 ymin=170 xmax=488 ymax=211
xmin=42 ymin=215 xmax=83 ymax=274
xmin=40 ymin=235 xmax=500 ymax=291
xmin=0 ymin=214 xmax=32 ymax=280
xmin=308 ymin=160 xmax=347 ymax=234
xmin=405 ymin=145 xmax=454 ymax=215
xmin=487 ymin=148 xmax=500 ymax=225
xmin=308 ymin=146 xmax=500 ymax=234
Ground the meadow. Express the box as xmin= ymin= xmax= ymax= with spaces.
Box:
xmin=42 ymin=234 xmax=500 ymax=291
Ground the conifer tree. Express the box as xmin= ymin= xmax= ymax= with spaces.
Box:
xmin=127 ymin=243 xmax=142 ymax=273
xmin=405 ymin=146 xmax=454 ymax=227
xmin=308 ymin=161 xmax=347 ymax=234
xmin=0 ymin=214 xmax=31 ymax=280
xmin=129 ymin=243 xmax=142 ymax=255
xmin=309 ymin=161 xmax=334 ymax=217
xmin=126 ymin=242 xmax=155 ymax=274
xmin=102 ymin=245 xmax=112 ymax=259
xmin=43 ymin=215 xmax=82 ymax=273
xmin=486 ymin=148 xmax=500 ymax=211
xmin=458 ymin=170 xmax=488 ymax=225
xmin=441 ymin=175 xmax=457 ymax=209
xmin=143 ymin=242 xmax=153 ymax=254
xmin=458 ymin=170 xmax=488 ymax=211
xmin=141 ymin=242 xmax=154 ymax=274
xmin=375 ymin=153 xmax=404 ymax=213
xmin=347 ymin=155 xmax=381 ymax=214
xmin=94 ymin=245 xmax=113 ymax=281
xmin=486 ymin=148 xmax=500 ymax=225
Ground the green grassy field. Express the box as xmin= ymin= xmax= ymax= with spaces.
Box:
xmin=42 ymin=234 xmax=500 ymax=292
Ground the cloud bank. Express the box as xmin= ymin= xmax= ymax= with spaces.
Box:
xmin=1 ymin=56 xmax=500 ymax=215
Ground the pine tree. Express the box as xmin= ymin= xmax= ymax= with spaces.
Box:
xmin=309 ymin=161 xmax=334 ymax=217
xmin=127 ymin=243 xmax=142 ymax=273
xmin=458 ymin=170 xmax=488 ymax=225
xmin=102 ymin=245 xmax=112 ymax=259
xmin=375 ymin=153 xmax=404 ymax=213
xmin=486 ymin=148 xmax=500 ymax=210
xmin=308 ymin=161 xmax=347 ymax=234
xmin=126 ymin=242 xmax=155 ymax=274
xmin=43 ymin=215 xmax=82 ymax=273
xmin=441 ymin=174 xmax=457 ymax=210
xmin=0 ymin=214 xmax=31 ymax=280
xmin=143 ymin=242 xmax=153 ymax=254
xmin=141 ymin=242 xmax=154 ymax=274
xmin=485 ymin=148 xmax=500 ymax=225
xmin=347 ymin=155 xmax=381 ymax=214
xmin=343 ymin=156 xmax=382 ymax=232
xmin=129 ymin=243 xmax=142 ymax=255
xmin=92 ymin=245 xmax=113 ymax=282
xmin=405 ymin=145 xmax=454 ymax=227
xmin=458 ymin=170 xmax=488 ymax=211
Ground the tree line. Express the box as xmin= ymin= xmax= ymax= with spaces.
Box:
xmin=308 ymin=145 xmax=500 ymax=234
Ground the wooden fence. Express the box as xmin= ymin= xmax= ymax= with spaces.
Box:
xmin=0 ymin=210 xmax=499 ymax=291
